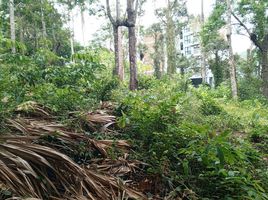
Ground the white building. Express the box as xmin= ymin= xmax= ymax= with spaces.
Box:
xmin=179 ymin=18 xmax=214 ymax=87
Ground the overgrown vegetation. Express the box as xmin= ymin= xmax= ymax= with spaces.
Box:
xmin=2 ymin=56 xmax=268 ymax=199
xmin=1 ymin=0 xmax=268 ymax=199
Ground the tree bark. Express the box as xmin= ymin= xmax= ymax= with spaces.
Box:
xmin=200 ymin=0 xmax=207 ymax=82
xmin=153 ymin=34 xmax=161 ymax=79
xmin=227 ymin=0 xmax=238 ymax=99
xmin=128 ymin=26 xmax=138 ymax=90
xmin=9 ymin=0 xmax=16 ymax=54
xmin=68 ymin=10 xmax=75 ymax=61
xmin=261 ymin=50 xmax=268 ymax=97
xmin=106 ymin=0 xmax=124 ymax=80
xmin=113 ymin=25 xmax=124 ymax=80
xmin=80 ymin=5 xmax=85 ymax=46
xmin=214 ymin=51 xmax=223 ymax=87
xmin=166 ymin=0 xmax=176 ymax=74
xmin=40 ymin=0 xmax=47 ymax=39
xmin=115 ymin=0 xmax=124 ymax=80
xmin=127 ymin=0 xmax=138 ymax=90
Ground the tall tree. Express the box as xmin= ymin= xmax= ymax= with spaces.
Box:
xmin=40 ymin=0 xmax=47 ymax=38
xmin=201 ymin=1 xmax=238 ymax=96
xmin=166 ymin=0 xmax=176 ymax=74
xmin=126 ymin=0 xmax=138 ymax=90
xmin=9 ymin=0 xmax=15 ymax=53
xmin=200 ymin=0 xmax=206 ymax=82
xmin=232 ymin=0 xmax=268 ymax=98
xmin=106 ymin=0 xmax=124 ymax=81
xmin=207 ymin=38 xmax=229 ymax=87
xmin=155 ymin=0 xmax=187 ymax=75
xmin=106 ymin=0 xmax=140 ymax=90
xmin=227 ymin=0 xmax=238 ymax=99
xmin=147 ymin=23 xmax=165 ymax=79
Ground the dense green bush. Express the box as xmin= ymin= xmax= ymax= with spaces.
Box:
xmin=239 ymin=77 xmax=264 ymax=100
xmin=113 ymin=76 xmax=268 ymax=199
xmin=0 ymin=48 xmax=113 ymax=116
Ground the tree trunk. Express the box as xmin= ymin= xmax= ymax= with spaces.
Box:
xmin=128 ymin=26 xmax=138 ymax=90
xmin=166 ymin=0 xmax=176 ymax=74
xmin=227 ymin=0 xmax=238 ymax=99
xmin=113 ymin=25 xmax=124 ymax=80
xmin=214 ymin=51 xmax=223 ymax=87
xmin=80 ymin=5 xmax=85 ymax=46
xmin=81 ymin=10 xmax=85 ymax=46
xmin=114 ymin=0 xmax=124 ymax=80
xmin=40 ymin=0 xmax=47 ymax=39
xmin=200 ymin=0 xmax=207 ymax=82
xmin=127 ymin=0 xmax=138 ymax=90
xmin=68 ymin=10 xmax=75 ymax=61
xmin=106 ymin=0 xmax=125 ymax=81
xmin=154 ymin=34 xmax=161 ymax=79
xmin=9 ymin=0 xmax=16 ymax=54
xmin=160 ymin=35 xmax=165 ymax=75
xmin=261 ymin=50 xmax=268 ymax=97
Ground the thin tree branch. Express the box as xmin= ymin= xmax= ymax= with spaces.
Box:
xmin=231 ymin=11 xmax=263 ymax=51
xmin=106 ymin=0 xmax=116 ymax=26
xmin=134 ymin=0 xmax=139 ymax=23
xmin=231 ymin=12 xmax=251 ymax=36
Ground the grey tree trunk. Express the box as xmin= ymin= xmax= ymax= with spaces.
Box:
xmin=153 ymin=32 xmax=164 ymax=79
xmin=127 ymin=0 xmax=138 ymax=90
xmin=260 ymin=34 xmax=268 ymax=97
xmin=80 ymin=5 xmax=85 ymax=46
xmin=261 ymin=50 xmax=268 ymax=97
xmin=106 ymin=0 xmax=124 ymax=81
xmin=69 ymin=10 xmax=75 ymax=61
xmin=160 ymin=35 xmax=165 ymax=75
xmin=113 ymin=25 xmax=124 ymax=80
xmin=153 ymin=35 xmax=161 ymax=79
xmin=200 ymin=0 xmax=207 ymax=83
xmin=227 ymin=0 xmax=238 ymax=99
xmin=9 ymin=0 xmax=16 ymax=54
xmin=128 ymin=26 xmax=138 ymax=90
xmin=166 ymin=0 xmax=176 ymax=74
xmin=40 ymin=0 xmax=47 ymax=38
xmin=115 ymin=0 xmax=124 ymax=80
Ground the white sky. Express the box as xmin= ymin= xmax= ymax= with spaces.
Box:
xmin=73 ymin=0 xmax=251 ymax=53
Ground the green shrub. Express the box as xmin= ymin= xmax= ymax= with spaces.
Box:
xmin=113 ymin=76 xmax=268 ymax=199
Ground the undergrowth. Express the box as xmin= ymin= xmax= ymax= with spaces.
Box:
xmin=1 ymin=52 xmax=268 ymax=199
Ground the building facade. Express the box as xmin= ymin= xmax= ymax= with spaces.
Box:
xmin=179 ymin=17 xmax=214 ymax=87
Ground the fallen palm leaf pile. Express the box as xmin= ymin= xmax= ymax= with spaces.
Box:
xmin=0 ymin=101 xmax=147 ymax=200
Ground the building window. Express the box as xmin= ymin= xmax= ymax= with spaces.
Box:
xmin=193 ymin=45 xmax=200 ymax=54
xmin=209 ymin=77 xmax=213 ymax=86
xmin=185 ymin=47 xmax=191 ymax=55
xmin=193 ymin=35 xmax=199 ymax=43
xmin=184 ymin=35 xmax=191 ymax=44
xmin=184 ymin=26 xmax=190 ymax=32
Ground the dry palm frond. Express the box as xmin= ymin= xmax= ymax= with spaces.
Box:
xmin=16 ymin=101 xmax=52 ymax=119
xmin=7 ymin=118 xmax=65 ymax=135
xmin=100 ymin=101 xmax=116 ymax=113
xmin=2 ymin=102 xmax=147 ymax=199
xmin=89 ymin=158 xmax=146 ymax=176
xmin=0 ymin=140 xmax=146 ymax=200
xmin=7 ymin=117 xmax=129 ymax=157
xmin=80 ymin=111 xmax=116 ymax=132
xmin=89 ymin=139 xmax=130 ymax=157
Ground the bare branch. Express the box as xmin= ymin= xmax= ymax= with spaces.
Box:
xmin=106 ymin=0 xmax=116 ymax=26
xmin=134 ymin=0 xmax=139 ymax=23
xmin=231 ymin=12 xmax=251 ymax=36
xmin=232 ymin=11 xmax=263 ymax=51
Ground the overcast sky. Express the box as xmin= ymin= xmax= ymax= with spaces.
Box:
xmin=73 ymin=0 xmax=251 ymax=53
